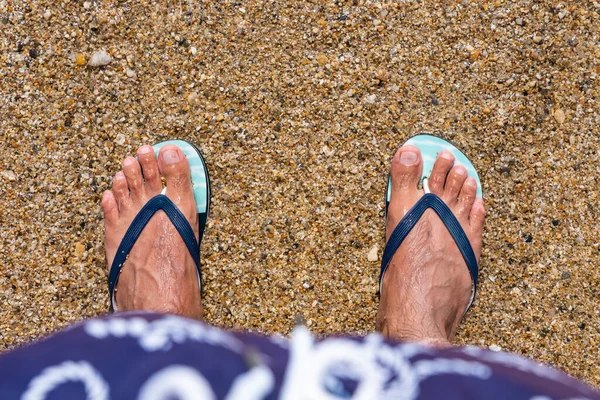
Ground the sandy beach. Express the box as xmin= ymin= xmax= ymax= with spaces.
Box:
xmin=1 ymin=0 xmax=599 ymax=386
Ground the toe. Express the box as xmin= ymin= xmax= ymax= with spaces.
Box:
xmin=456 ymin=177 xmax=477 ymax=217
xmin=158 ymin=145 xmax=194 ymax=202
xmin=112 ymin=171 xmax=131 ymax=210
xmin=102 ymin=190 xmax=119 ymax=266
xmin=101 ymin=190 xmax=119 ymax=224
xmin=122 ymin=157 xmax=144 ymax=201
xmin=469 ymin=198 xmax=486 ymax=235
xmin=387 ymin=145 xmax=423 ymax=240
xmin=442 ymin=165 xmax=467 ymax=205
xmin=428 ymin=151 xmax=455 ymax=195
xmin=390 ymin=145 xmax=423 ymax=192
xmin=137 ymin=145 xmax=162 ymax=194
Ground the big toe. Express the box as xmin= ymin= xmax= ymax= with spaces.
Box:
xmin=390 ymin=145 xmax=423 ymax=192
xmin=387 ymin=145 xmax=424 ymax=237
xmin=157 ymin=145 xmax=195 ymax=208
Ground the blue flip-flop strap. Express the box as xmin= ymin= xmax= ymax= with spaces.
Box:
xmin=380 ymin=193 xmax=478 ymax=297
xmin=108 ymin=195 xmax=200 ymax=311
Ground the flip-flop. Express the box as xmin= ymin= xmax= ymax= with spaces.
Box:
xmin=380 ymin=134 xmax=482 ymax=311
xmin=107 ymin=140 xmax=211 ymax=312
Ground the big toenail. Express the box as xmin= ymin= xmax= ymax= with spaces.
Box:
xmin=440 ymin=151 xmax=453 ymax=160
xmin=163 ymin=149 xmax=181 ymax=164
xmin=399 ymin=151 xmax=418 ymax=166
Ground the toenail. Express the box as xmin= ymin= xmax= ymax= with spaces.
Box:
xmin=455 ymin=165 xmax=467 ymax=175
xmin=466 ymin=177 xmax=477 ymax=187
xmin=163 ymin=149 xmax=181 ymax=164
xmin=399 ymin=151 xmax=418 ymax=166
xmin=138 ymin=146 xmax=152 ymax=154
xmin=123 ymin=158 xmax=135 ymax=167
xmin=440 ymin=151 xmax=453 ymax=160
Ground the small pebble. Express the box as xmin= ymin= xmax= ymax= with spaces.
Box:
xmin=126 ymin=69 xmax=137 ymax=79
xmin=367 ymin=245 xmax=378 ymax=262
xmin=88 ymin=50 xmax=112 ymax=67
xmin=187 ymin=92 xmax=199 ymax=104
xmin=364 ymin=94 xmax=377 ymax=104
xmin=73 ymin=242 xmax=85 ymax=258
xmin=533 ymin=34 xmax=543 ymax=44
xmin=375 ymin=68 xmax=388 ymax=82
xmin=568 ymin=37 xmax=579 ymax=48
xmin=321 ymin=145 xmax=335 ymax=157
xmin=1 ymin=170 xmax=17 ymax=181
xmin=43 ymin=10 xmax=51 ymax=19
xmin=554 ymin=109 xmax=566 ymax=124
xmin=316 ymin=54 xmax=328 ymax=66
xmin=489 ymin=345 xmax=502 ymax=352
xmin=115 ymin=133 xmax=126 ymax=146
xmin=75 ymin=54 xmax=86 ymax=66
xmin=190 ymin=46 xmax=198 ymax=56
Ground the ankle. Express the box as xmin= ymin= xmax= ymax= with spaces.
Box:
xmin=418 ymin=337 xmax=452 ymax=348
xmin=376 ymin=310 xmax=452 ymax=345
xmin=380 ymin=323 xmax=451 ymax=347
xmin=120 ymin=296 xmax=203 ymax=320
xmin=154 ymin=301 xmax=203 ymax=320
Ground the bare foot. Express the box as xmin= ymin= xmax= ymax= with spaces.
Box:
xmin=376 ymin=145 xmax=486 ymax=346
xmin=101 ymin=145 xmax=203 ymax=320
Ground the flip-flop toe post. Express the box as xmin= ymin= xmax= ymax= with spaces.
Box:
xmin=380 ymin=134 xmax=482 ymax=311
xmin=153 ymin=140 xmax=211 ymax=239
xmin=108 ymin=140 xmax=211 ymax=312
